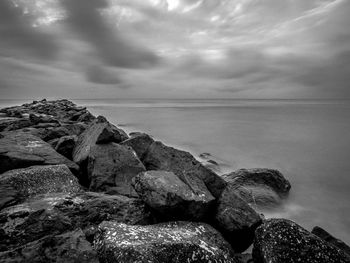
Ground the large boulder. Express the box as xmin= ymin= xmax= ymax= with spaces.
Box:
xmin=0 ymin=132 xmax=80 ymax=174
xmin=142 ymin=141 xmax=227 ymax=198
xmin=133 ymin=170 xmax=215 ymax=221
xmin=87 ymin=143 xmax=146 ymax=196
xmin=94 ymin=221 xmax=240 ymax=263
xmin=55 ymin=135 xmax=78 ymax=160
xmin=0 ymin=229 xmax=99 ymax=263
xmin=73 ymin=116 xmax=128 ymax=166
xmin=222 ymin=168 xmax=291 ymax=208
xmin=120 ymin=132 xmax=154 ymax=160
xmin=0 ymin=165 xmax=81 ymax=210
xmin=214 ymin=185 xmax=262 ymax=252
xmin=253 ymin=219 xmax=350 ymax=263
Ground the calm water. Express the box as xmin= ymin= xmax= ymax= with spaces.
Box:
xmin=2 ymin=99 xmax=350 ymax=243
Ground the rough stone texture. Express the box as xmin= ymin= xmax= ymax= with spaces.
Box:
xmin=73 ymin=116 xmax=128 ymax=166
xmin=87 ymin=143 xmax=145 ymax=196
xmin=214 ymin=185 xmax=262 ymax=253
xmin=311 ymin=226 xmax=350 ymax=258
xmin=55 ymin=135 xmax=78 ymax=160
xmin=0 ymin=229 xmax=99 ymax=263
xmin=94 ymin=221 xmax=240 ymax=263
xmin=0 ymin=118 xmax=33 ymax=132
xmin=0 ymin=132 xmax=80 ymax=174
xmin=133 ymin=170 xmax=215 ymax=221
xmin=253 ymin=219 xmax=350 ymax=263
xmin=222 ymin=168 xmax=291 ymax=208
xmin=120 ymin=133 xmax=154 ymax=160
xmin=143 ymin=141 xmax=227 ymax=198
xmin=0 ymin=165 xmax=81 ymax=210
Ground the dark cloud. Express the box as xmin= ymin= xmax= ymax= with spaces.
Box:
xmin=61 ymin=0 xmax=159 ymax=69
xmin=86 ymin=65 xmax=123 ymax=85
xmin=0 ymin=0 xmax=57 ymax=60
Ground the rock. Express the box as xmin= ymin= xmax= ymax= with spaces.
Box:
xmin=0 ymin=165 xmax=81 ymax=210
xmin=55 ymin=135 xmax=78 ymax=160
xmin=120 ymin=132 xmax=154 ymax=160
xmin=311 ymin=226 xmax=350 ymax=257
xmin=0 ymin=132 xmax=80 ymax=174
xmin=0 ymin=229 xmax=99 ymax=263
xmin=222 ymin=168 xmax=291 ymax=208
xmin=214 ymin=185 xmax=262 ymax=252
xmin=143 ymin=141 xmax=227 ymax=198
xmin=94 ymin=221 xmax=239 ymax=263
xmin=73 ymin=116 xmax=128 ymax=167
xmin=133 ymin=170 xmax=215 ymax=221
xmin=253 ymin=219 xmax=350 ymax=263
xmin=0 ymin=117 xmax=33 ymax=132
xmin=87 ymin=143 xmax=145 ymax=196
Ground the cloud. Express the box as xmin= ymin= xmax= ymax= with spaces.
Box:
xmin=86 ymin=65 xmax=123 ymax=85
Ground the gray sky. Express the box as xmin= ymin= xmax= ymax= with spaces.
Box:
xmin=0 ymin=0 xmax=349 ymax=99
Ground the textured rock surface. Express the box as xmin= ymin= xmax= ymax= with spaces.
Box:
xmin=133 ymin=170 xmax=215 ymax=221
xmin=143 ymin=141 xmax=227 ymax=198
xmin=120 ymin=132 xmax=154 ymax=160
xmin=94 ymin=221 xmax=240 ymax=263
xmin=87 ymin=143 xmax=145 ymax=196
xmin=253 ymin=219 xmax=350 ymax=263
xmin=222 ymin=168 xmax=291 ymax=208
xmin=55 ymin=135 xmax=78 ymax=160
xmin=214 ymin=185 xmax=262 ymax=252
xmin=0 ymin=132 xmax=80 ymax=174
xmin=0 ymin=229 xmax=99 ymax=263
xmin=0 ymin=165 xmax=81 ymax=210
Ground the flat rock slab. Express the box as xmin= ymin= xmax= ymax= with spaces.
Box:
xmin=253 ymin=219 xmax=350 ymax=263
xmin=133 ymin=170 xmax=215 ymax=221
xmin=94 ymin=221 xmax=240 ymax=263
xmin=0 ymin=165 xmax=81 ymax=210
xmin=0 ymin=132 xmax=80 ymax=174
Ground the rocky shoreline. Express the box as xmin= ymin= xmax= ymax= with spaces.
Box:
xmin=0 ymin=99 xmax=349 ymax=263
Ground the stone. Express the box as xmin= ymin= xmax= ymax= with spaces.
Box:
xmin=0 ymin=229 xmax=99 ymax=263
xmin=55 ymin=135 xmax=78 ymax=160
xmin=0 ymin=132 xmax=80 ymax=174
xmin=0 ymin=118 xmax=33 ymax=132
xmin=143 ymin=141 xmax=227 ymax=198
xmin=0 ymin=165 xmax=81 ymax=210
xmin=87 ymin=143 xmax=146 ymax=196
xmin=94 ymin=221 xmax=240 ymax=263
xmin=133 ymin=170 xmax=215 ymax=221
xmin=214 ymin=185 xmax=262 ymax=252
xmin=253 ymin=219 xmax=350 ymax=263
xmin=120 ymin=132 xmax=154 ymax=160
xmin=222 ymin=168 xmax=291 ymax=208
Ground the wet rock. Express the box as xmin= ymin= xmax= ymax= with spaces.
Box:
xmin=311 ymin=226 xmax=350 ymax=257
xmin=94 ymin=221 xmax=239 ymax=263
xmin=143 ymin=141 xmax=227 ymax=198
xmin=133 ymin=170 xmax=215 ymax=221
xmin=120 ymin=132 xmax=154 ymax=160
xmin=0 ymin=132 xmax=80 ymax=174
xmin=87 ymin=143 xmax=145 ymax=196
xmin=222 ymin=168 xmax=291 ymax=208
xmin=0 ymin=165 xmax=81 ymax=210
xmin=253 ymin=219 xmax=350 ymax=263
xmin=0 ymin=229 xmax=99 ymax=263
xmin=214 ymin=185 xmax=262 ymax=252
xmin=55 ymin=135 xmax=78 ymax=160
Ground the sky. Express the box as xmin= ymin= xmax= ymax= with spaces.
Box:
xmin=0 ymin=0 xmax=349 ymax=99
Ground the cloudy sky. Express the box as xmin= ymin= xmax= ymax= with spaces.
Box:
xmin=0 ymin=0 xmax=349 ymax=99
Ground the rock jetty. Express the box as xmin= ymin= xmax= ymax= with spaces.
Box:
xmin=0 ymin=99 xmax=348 ymax=263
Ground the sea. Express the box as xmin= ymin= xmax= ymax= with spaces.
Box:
xmin=1 ymin=98 xmax=350 ymax=244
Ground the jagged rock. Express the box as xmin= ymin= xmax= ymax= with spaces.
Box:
xmin=214 ymin=185 xmax=262 ymax=252
xmin=94 ymin=221 xmax=240 ymax=263
xmin=87 ymin=143 xmax=145 ymax=196
xmin=73 ymin=116 xmax=128 ymax=166
xmin=0 ymin=132 xmax=80 ymax=174
xmin=222 ymin=168 xmax=291 ymax=208
xmin=0 ymin=165 xmax=81 ymax=210
xmin=120 ymin=133 xmax=154 ymax=160
xmin=0 ymin=229 xmax=99 ymax=263
xmin=142 ymin=141 xmax=227 ymax=198
xmin=0 ymin=117 xmax=33 ymax=132
xmin=55 ymin=135 xmax=78 ymax=160
xmin=312 ymin=226 xmax=350 ymax=258
xmin=133 ymin=170 xmax=215 ymax=221
xmin=253 ymin=219 xmax=350 ymax=263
